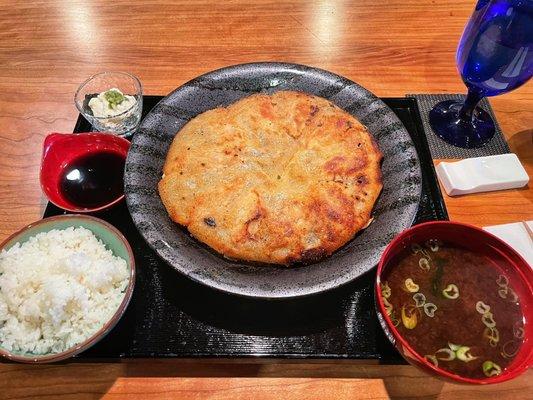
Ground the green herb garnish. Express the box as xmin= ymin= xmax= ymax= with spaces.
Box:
xmin=104 ymin=89 xmax=126 ymax=109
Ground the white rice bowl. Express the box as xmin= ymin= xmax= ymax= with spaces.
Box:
xmin=0 ymin=226 xmax=130 ymax=355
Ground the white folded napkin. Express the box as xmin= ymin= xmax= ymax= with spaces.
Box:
xmin=483 ymin=221 xmax=533 ymax=267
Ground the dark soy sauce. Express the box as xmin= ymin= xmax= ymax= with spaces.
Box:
xmin=60 ymin=151 xmax=125 ymax=208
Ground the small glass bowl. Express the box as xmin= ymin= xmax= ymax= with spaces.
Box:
xmin=75 ymin=71 xmax=143 ymax=137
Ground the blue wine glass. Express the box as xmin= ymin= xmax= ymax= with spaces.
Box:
xmin=430 ymin=0 xmax=532 ymax=148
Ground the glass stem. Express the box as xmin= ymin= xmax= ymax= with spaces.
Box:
xmin=458 ymin=89 xmax=483 ymax=122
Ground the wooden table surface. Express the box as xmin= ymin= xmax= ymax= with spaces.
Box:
xmin=0 ymin=0 xmax=531 ymax=399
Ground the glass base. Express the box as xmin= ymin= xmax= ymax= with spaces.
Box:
xmin=429 ymin=100 xmax=495 ymax=149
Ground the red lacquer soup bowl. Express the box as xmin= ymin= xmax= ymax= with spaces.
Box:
xmin=375 ymin=221 xmax=532 ymax=384
xmin=40 ymin=133 xmax=130 ymax=213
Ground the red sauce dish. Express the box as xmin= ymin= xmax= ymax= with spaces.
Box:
xmin=375 ymin=221 xmax=532 ymax=384
xmin=40 ymin=133 xmax=130 ymax=213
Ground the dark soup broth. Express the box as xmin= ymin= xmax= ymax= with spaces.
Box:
xmin=381 ymin=240 xmax=524 ymax=380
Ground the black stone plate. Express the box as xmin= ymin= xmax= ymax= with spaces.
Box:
xmin=43 ymin=94 xmax=447 ymax=360
xmin=124 ymin=63 xmax=422 ymax=299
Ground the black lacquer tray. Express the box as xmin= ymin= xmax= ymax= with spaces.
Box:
xmin=43 ymin=95 xmax=447 ymax=362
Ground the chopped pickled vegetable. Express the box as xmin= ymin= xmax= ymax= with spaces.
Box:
xmin=456 ymin=346 xmax=478 ymax=362
xmin=413 ymin=292 xmax=426 ymax=307
xmin=418 ymin=257 xmax=430 ymax=271
xmin=380 ymin=281 xmax=392 ymax=299
xmin=476 ymin=301 xmax=491 ymax=315
xmin=423 ymin=302 xmax=437 ymax=318
xmin=482 ymin=361 xmax=501 ymax=377
xmin=435 ymin=348 xmax=455 ymax=361
xmin=425 ymin=354 xmax=438 ymax=367
xmin=442 ymin=284 xmax=459 ymax=299
xmin=404 ymin=278 xmax=419 ymax=293
xmin=401 ymin=305 xmax=418 ymax=329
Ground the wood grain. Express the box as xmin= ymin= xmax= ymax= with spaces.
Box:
xmin=1 ymin=361 xmax=532 ymax=400
xmin=0 ymin=0 xmax=531 ymax=399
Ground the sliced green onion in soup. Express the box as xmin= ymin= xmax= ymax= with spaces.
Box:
xmin=496 ymin=274 xmax=509 ymax=288
xmin=426 ymin=239 xmax=439 ymax=252
xmin=442 ymin=284 xmax=459 ymax=299
xmin=404 ymin=278 xmax=419 ymax=293
xmin=476 ymin=301 xmax=491 ymax=315
xmin=484 ymin=327 xmax=500 ymax=347
xmin=482 ymin=312 xmax=496 ymax=328
xmin=412 ymin=243 xmax=432 ymax=260
xmin=448 ymin=343 xmax=460 ymax=352
xmin=482 ymin=361 xmax=501 ymax=377
xmin=423 ymin=302 xmax=437 ymax=318
xmin=383 ymin=297 xmax=393 ymax=316
xmin=390 ymin=310 xmax=400 ymax=327
xmin=401 ymin=305 xmax=418 ymax=329
xmin=498 ymin=286 xmax=509 ymax=299
xmin=513 ymin=324 xmax=525 ymax=340
xmin=418 ymin=257 xmax=430 ymax=271
xmin=411 ymin=243 xmax=423 ymax=254
xmin=380 ymin=281 xmax=392 ymax=299
xmin=435 ymin=348 xmax=455 ymax=361
xmin=413 ymin=292 xmax=426 ymax=307
xmin=456 ymin=346 xmax=478 ymax=362
xmin=507 ymin=288 xmax=518 ymax=303
xmin=425 ymin=355 xmax=438 ymax=367
xmin=501 ymin=340 xmax=520 ymax=359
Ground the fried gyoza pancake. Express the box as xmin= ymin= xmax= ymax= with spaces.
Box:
xmin=159 ymin=91 xmax=383 ymax=265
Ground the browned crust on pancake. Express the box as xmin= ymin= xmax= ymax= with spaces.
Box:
xmin=159 ymin=91 xmax=383 ymax=265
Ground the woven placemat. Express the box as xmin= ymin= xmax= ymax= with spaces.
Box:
xmin=408 ymin=94 xmax=510 ymax=159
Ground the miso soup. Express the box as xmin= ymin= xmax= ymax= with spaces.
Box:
xmin=380 ymin=240 xmax=524 ymax=379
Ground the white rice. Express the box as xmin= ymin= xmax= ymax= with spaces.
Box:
xmin=0 ymin=226 xmax=129 ymax=355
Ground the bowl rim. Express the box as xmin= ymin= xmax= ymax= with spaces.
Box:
xmin=74 ymin=71 xmax=143 ymax=120
xmin=0 ymin=214 xmax=136 ymax=363
xmin=39 ymin=132 xmax=130 ymax=213
xmin=375 ymin=220 xmax=532 ymax=384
